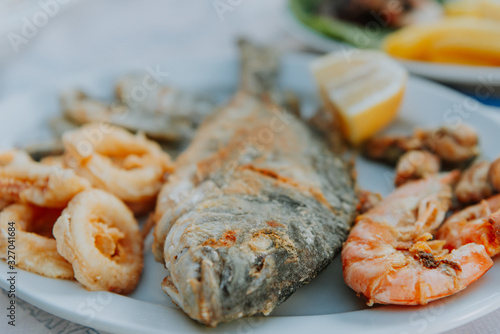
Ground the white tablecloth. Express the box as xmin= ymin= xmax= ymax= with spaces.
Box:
xmin=0 ymin=1 xmax=499 ymax=333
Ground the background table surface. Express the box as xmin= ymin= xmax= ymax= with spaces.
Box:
xmin=0 ymin=1 xmax=499 ymax=333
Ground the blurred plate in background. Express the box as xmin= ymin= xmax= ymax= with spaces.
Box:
xmin=284 ymin=2 xmax=500 ymax=87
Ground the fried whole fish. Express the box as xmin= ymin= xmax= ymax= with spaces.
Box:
xmin=153 ymin=40 xmax=357 ymax=327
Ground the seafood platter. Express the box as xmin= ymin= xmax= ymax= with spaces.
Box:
xmin=1 ymin=40 xmax=500 ymax=333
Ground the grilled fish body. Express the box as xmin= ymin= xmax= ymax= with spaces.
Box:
xmin=153 ymin=40 xmax=357 ymax=327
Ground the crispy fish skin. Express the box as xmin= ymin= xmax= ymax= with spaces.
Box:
xmin=153 ymin=41 xmax=357 ymax=327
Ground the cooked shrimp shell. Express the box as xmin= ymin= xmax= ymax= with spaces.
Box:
xmin=488 ymin=157 xmax=500 ymax=193
xmin=394 ymin=150 xmax=440 ymax=186
xmin=363 ymin=124 xmax=479 ymax=169
xmin=342 ymin=173 xmax=493 ymax=306
xmin=437 ymin=194 xmax=500 ymax=257
xmin=53 ymin=189 xmax=143 ymax=294
xmin=0 ymin=204 xmax=74 ymax=279
xmin=455 ymin=161 xmax=494 ymax=204
xmin=62 ymin=123 xmax=173 ymax=214
xmin=421 ymin=124 xmax=479 ymax=166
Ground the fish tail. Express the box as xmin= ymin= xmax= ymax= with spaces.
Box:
xmin=237 ymin=38 xmax=280 ymax=99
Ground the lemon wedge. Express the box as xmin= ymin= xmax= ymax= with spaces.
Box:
xmin=311 ymin=51 xmax=407 ymax=145
xmin=445 ymin=0 xmax=500 ymax=21
xmin=383 ymin=18 xmax=500 ymax=66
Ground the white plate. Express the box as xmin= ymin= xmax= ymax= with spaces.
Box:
xmin=1 ymin=53 xmax=500 ymax=334
xmin=284 ymin=4 xmax=500 ymax=86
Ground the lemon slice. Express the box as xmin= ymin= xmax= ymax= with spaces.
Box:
xmin=445 ymin=0 xmax=482 ymax=17
xmin=311 ymin=51 xmax=407 ymax=145
xmin=383 ymin=18 xmax=500 ymax=66
xmin=445 ymin=0 xmax=500 ymax=21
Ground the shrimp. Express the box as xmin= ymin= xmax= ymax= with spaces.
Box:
xmin=0 ymin=150 xmax=90 ymax=208
xmin=357 ymin=190 xmax=382 ymax=214
xmin=363 ymin=124 xmax=479 ymax=168
xmin=363 ymin=134 xmax=423 ymax=165
xmin=62 ymin=123 xmax=173 ymax=214
xmin=53 ymin=189 xmax=143 ymax=294
xmin=437 ymin=194 xmax=500 ymax=257
xmin=455 ymin=161 xmax=494 ymax=204
xmin=488 ymin=157 xmax=500 ymax=193
xmin=342 ymin=172 xmax=493 ymax=306
xmin=420 ymin=124 xmax=479 ymax=167
xmin=0 ymin=204 xmax=74 ymax=279
xmin=394 ymin=150 xmax=440 ymax=186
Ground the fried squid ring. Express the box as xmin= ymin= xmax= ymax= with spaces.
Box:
xmin=40 ymin=155 xmax=66 ymax=168
xmin=0 ymin=199 xmax=11 ymax=212
xmin=62 ymin=124 xmax=173 ymax=214
xmin=53 ymin=189 xmax=143 ymax=294
xmin=0 ymin=150 xmax=90 ymax=208
xmin=0 ymin=204 xmax=74 ymax=279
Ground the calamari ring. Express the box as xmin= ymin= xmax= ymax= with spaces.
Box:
xmin=53 ymin=189 xmax=143 ymax=294
xmin=0 ymin=204 xmax=74 ymax=279
xmin=0 ymin=199 xmax=11 ymax=212
xmin=40 ymin=155 xmax=66 ymax=168
xmin=0 ymin=150 xmax=90 ymax=208
xmin=62 ymin=123 xmax=173 ymax=214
